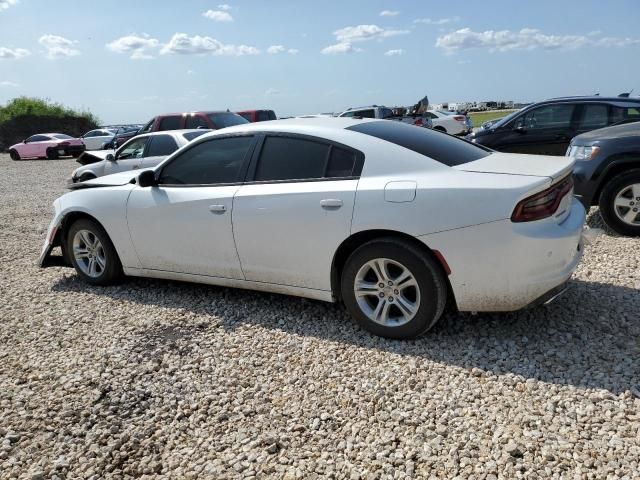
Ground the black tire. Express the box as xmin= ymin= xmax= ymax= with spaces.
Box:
xmin=66 ymin=219 xmax=123 ymax=285
xmin=78 ymin=172 xmax=96 ymax=182
xmin=598 ymin=169 xmax=640 ymax=236
xmin=9 ymin=149 xmax=20 ymax=161
xmin=46 ymin=147 xmax=59 ymax=160
xmin=341 ymin=238 xmax=447 ymax=339
xmin=72 ymin=152 xmax=82 ymax=158
xmin=433 ymin=126 xmax=447 ymax=133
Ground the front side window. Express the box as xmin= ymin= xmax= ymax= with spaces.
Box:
xmin=160 ymin=136 xmax=253 ymax=185
xmin=117 ymin=137 xmax=148 ymax=160
xmin=185 ymin=115 xmax=209 ymax=129
xmin=207 ymin=112 xmax=249 ymax=129
xmin=255 ymin=136 xmax=329 ymax=181
xmin=517 ymin=104 xmax=575 ymax=130
xmin=146 ymin=135 xmax=178 ymax=156
xmin=27 ymin=135 xmax=51 ymax=142
xmin=611 ymin=105 xmax=640 ymax=124
xmin=341 ymin=111 xmax=355 ymax=118
xmin=579 ymin=104 xmax=609 ymax=130
xmin=159 ymin=116 xmax=182 ymax=131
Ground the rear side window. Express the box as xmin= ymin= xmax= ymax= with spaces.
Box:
xmin=159 ymin=116 xmax=182 ymax=131
xmin=255 ymin=137 xmax=328 ymax=181
xmin=579 ymin=104 xmax=609 ymax=130
xmin=358 ymin=109 xmax=376 ymax=118
xmin=160 ymin=136 xmax=253 ymax=185
xmin=185 ymin=115 xmax=209 ymax=129
xmin=347 ymin=121 xmax=490 ymax=166
xmin=257 ymin=111 xmax=270 ymax=122
xmin=326 ymin=147 xmax=357 ymax=177
xmin=207 ymin=112 xmax=249 ymax=128
xmin=611 ymin=105 xmax=640 ymax=124
xmin=182 ymin=131 xmax=209 ymax=141
xmin=146 ymin=135 xmax=178 ymax=156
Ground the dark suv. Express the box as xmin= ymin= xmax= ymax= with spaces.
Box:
xmin=138 ymin=111 xmax=248 ymax=134
xmin=568 ymin=121 xmax=640 ymax=236
xmin=469 ymin=96 xmax=640 ymax=155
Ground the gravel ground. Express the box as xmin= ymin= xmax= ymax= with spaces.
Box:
xmin=0 ymin=154 xmax=639 ymax=480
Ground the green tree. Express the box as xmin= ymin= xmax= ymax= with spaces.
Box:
xmin=0 ymin=97 xmax=100 ymax=125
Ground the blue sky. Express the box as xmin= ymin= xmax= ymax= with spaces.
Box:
xmin=1 ymin=0 xmax=639 ymax=124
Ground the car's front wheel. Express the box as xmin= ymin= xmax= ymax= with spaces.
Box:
xmin=341 ymin=238 xmax=447 ymax=339
xmin=66 ymin=219 xmax=123 ymax=285
xmin=9 ymin=149 xmax=20 ymax=161
xmin=599 ymin=169 xmax=640 ymax=236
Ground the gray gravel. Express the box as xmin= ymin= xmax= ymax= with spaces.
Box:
xmin=1 ymin=154 xmax=639 ymax=479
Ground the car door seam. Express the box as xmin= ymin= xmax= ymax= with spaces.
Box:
xmin=230 ymin=186 xmax=248 ymax=280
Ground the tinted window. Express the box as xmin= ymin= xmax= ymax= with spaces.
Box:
xmin=341 ymin=111 xmax=355 ymax=118
xmin=326 ymin=147 xmax=356 ymax=177
xmin=53 ymin=134 xmax=73 ymax=139
xmin=268 ymin=110 xmax=277 ymax=120
xmin=83 ymin=131 xmax=97 ymax=138
xmin=381 ymin=108 xmax=394 ymax=119
xmin=579 ymin=104 xmax=609 ymax=130
xmin=183 ymin=131 xmax=210 ymax=141
xmin=147 ymin=135 xmax=178 ymax=156
xmin=117 ymin=138 xmax=148 ymax=160
xmin=159 ymin=116 xmax=182 ymax=131
xmin=347 ymin=121 xmax=490 ymax=167
xmin=255 ymin=136 xmax=329 ymax=181
xmin=160 ymin=136 xmax=253 ymax=185
xmin=611 ymin=105 xmax=640 ymax=124
xmin=257 ymin=111 xmax=270 ymax=122
xmin=357 ymin=110 xmax=375 ymax=118
xmin=207 ymin=112 xmax=249 ymax=128
xmin=185 ymin=115 xmax=209 ymax=129
xmin=518 ymin=104 xmax=575 ymax=130
xmin=27 ymin=135 xmax=51 ymax=142
xmin=140 ymin=119 xmax=154 ymax=133
xmin=238 ymin=112 xmax=252 ymax=122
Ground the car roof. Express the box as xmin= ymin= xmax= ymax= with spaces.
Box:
xmin=541 ymin=96 xmax=640 ymax=104
xmin=344 ymin=105 xmax=383 ymax=111
xmin=153 ymin=111 xmax=234 ymax=117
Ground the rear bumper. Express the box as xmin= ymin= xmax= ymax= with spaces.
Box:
xmin=417 ymin=198 xmax=586 ymax=312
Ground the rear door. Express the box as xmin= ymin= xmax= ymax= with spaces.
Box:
xmin=232 ymin=134 xmax=362 ymax=291
xmin=497 ymin=103 xmax=577 ymax=155
xmin=140 ymin=134 xmax=179 ymax=168
xmin=575 ymin=103 xmax=609 ymax=136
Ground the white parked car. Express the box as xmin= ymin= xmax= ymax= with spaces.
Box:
xmin=40 ymin=118 xmax=585 ymax=339
xmin=80 ymin=129 xmax=118 ymax=151
xmin=425 ymin=110 xmax=472 ymax=135
xmin=71 ymin=130 xmax=210 ymax=183
xmin=338 ymin=106 xmax=433 ymax=128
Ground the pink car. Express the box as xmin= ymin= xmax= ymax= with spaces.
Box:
xmin=9 ymin=133 xmax=85 ymax=160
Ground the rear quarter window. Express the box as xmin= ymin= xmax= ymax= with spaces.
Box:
xmin=346 ymin=121 xmax=491 ymax=166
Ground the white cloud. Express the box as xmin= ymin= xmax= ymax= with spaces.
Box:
xmin=39 ymin=34 xmax=80 ymax=59
xmin=334 ymin=24 xmax=409 ymax=43
xmin=0 ymin=0 xmax=17 ymax=12
xmin=0 ymin=80 xmax=19 ymax=87
xmin=288 ymin=48 xmax=299 ymax=54
xmin=161 ymin=33 xmax=259 ymax=56
xmin=203 ymin=10 xmax=233 ymax=22
xmin=106 ymin=34 xmax=159 ymax=59
xmin=321 ymin=42 xmax=362 ymax=55
xmin=414 ymin=17 xmax=459 ymax=25
xmin=218 ymin=3 xmax=232 ymax=10
xmin=379 ymin=10 xmax=399 ymax=17
xmin=267 ymin=45 xmax=285 ymax=54
xmin=435 ymin=27 xmax=640 ymax=53
xmin=265 ymin=88 xmax=280 ymax=96
xmin=384 ymin=49 xmax=404 ymax=56
xmin=0 ymin=46 xmax=30 ymax=59
xmin=187 ymin=69 xmax=195 ymax=75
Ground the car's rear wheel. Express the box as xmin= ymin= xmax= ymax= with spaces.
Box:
xmin=599 ymin=169 xmax=640 ymax=237
xmin=9 ymin=149 xmax=20 ymax=161
xmin=46 ymin=147 xmax=59 ymax=160
xmin=341 ymin=238 xmax=447 ymax=339
xmin=72 ymin=152 xmax=82 ymax=158
xmin=67 ymin=219 xmax=123 ymax=285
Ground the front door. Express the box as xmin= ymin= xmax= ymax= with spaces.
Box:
xmin=105 ymin=137 xmax=149 ymax=175
xmin=126 ymin=135 xmax=255 ymax=279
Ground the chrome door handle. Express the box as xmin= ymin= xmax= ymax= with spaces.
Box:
xmin=209 ymin=204 xmax=227 ymax=214
xmin=320 ymin=199 xmax=343 ymax=209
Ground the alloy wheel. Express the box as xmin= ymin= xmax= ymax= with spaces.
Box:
xmin=72 ymin=229 xmax=107 ymax=278
xmin=613 ymin=183 xmax=640 ymax=226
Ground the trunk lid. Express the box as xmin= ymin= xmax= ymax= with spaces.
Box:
xmin=454 ymin=152 xmax=574 ymax=181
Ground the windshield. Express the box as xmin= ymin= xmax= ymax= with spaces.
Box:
xmin=53 ymin=134 xmax=73 ymax=140
xmin=491 ymin=109 xmax=523 ymax=129
xmin=207 ymin=112 xmax=249 ymax=128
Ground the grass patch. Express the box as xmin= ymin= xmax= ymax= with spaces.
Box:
xmin=468 ymin=110 xmax=516 ymax=128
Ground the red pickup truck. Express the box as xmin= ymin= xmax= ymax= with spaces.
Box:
xmin=237 ymin=110 xmax=277 ymax=122
xmin=138 ymin=111 xmax=248 ymax=134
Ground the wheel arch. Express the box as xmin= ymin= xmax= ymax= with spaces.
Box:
xmin=331 ymin=229 xmax=457 ymax=309
xmin=57 ymin=211 xmax=114 ymax=261
xmin=592 ymin=153 xmax=640 ymax=205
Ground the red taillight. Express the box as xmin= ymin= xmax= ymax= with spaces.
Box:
xmin=414 ymin=118 xmax=423 ymax=126
xmin=453 ymin=115 xmax=465 ymax=121
xmin=511 ymin=175 xmax=573 ymax=222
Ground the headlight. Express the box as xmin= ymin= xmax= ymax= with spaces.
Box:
xmin=567 ymin=145 xmax=600 ymax=161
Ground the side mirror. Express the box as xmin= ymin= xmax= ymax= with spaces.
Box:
xmin=23 ymin=139 xmax=27 ymax=143
xmin=137 ymin=170 xmax=157 ymax=188
xmin=513 ymin=125 xmax=526 ymax=134
xmin=105 ymin=153 xmax=115 ymax=161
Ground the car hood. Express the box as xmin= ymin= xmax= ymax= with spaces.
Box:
xmin=76 ymin=149 xmax=116 ymax=165
xmin=454 ymin=152 xmax=574 ymax=180
xmin=68 ymin=169 xmax=150 ymax=190
xmin=572 ymin=121 xmax=640 ymax=144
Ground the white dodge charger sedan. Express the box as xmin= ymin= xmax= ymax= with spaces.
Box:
xmin=39 ymin=118 xmax=585 ymax=338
